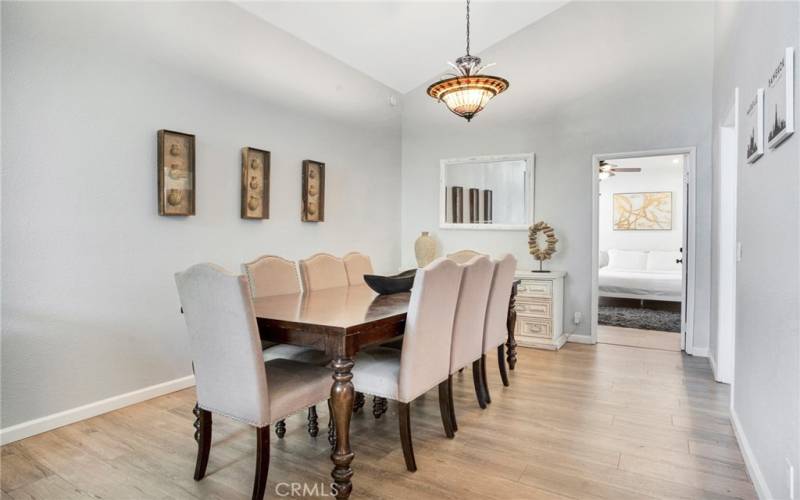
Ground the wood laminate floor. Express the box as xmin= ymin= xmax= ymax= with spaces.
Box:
xmin=1 ymin=344 xmax=755 ymax=499
xmin=597 ymin=325 xmax=682 ymax=352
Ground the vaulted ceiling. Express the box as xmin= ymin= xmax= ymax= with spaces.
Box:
xmin=236 ymin=1 xmax=568 ymax=93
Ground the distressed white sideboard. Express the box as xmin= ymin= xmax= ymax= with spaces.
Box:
xmin=514 ymin=270 xmax=566 ymax=350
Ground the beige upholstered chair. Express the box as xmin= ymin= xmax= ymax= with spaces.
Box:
xmin=351 ymin=258 xmax=463 ymax=471
xmin=446 ymin=249 xmax=487 ymax=264
xmin=448 ymin=256 xmax=496 ymax=424
xmin=481 ymin=254 xmax=518 ymax=404
xmin=298 ymin=253 xmax=349 ymax=291
xmin=342 ymin=251 xmax=373 ymax=285
xmin=175 ymin=264 xmax=331 ymax=500
xmin=242 ymin=255 xmax=330 ymax=438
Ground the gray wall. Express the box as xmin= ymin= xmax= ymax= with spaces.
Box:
xmin=1 ymin=2 xmax=401 ymax=427
xmin=710 ymin=2 xmax=800 ymax=497
xmin=400 ymin=1 xmax=713 ymax=346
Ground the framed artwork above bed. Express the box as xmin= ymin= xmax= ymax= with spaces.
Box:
xmin=613 ymin=191 xmax=672 ymax=230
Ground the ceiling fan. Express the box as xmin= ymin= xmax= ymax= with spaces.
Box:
xmin=598 ymin=160 xmax=641 ymax=180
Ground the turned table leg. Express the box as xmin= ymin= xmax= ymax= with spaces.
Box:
xmin=330 ymin=357 xmax=355 ymax=499
xmin=506 ymin=280 xmax=519 ymax=371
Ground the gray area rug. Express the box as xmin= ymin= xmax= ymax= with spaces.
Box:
xmin=598 ymin=306 xmax=681 ymax=333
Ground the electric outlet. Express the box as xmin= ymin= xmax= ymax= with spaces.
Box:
xmin=573 ymin=312 xmax=583 ymax=325
xmin=787 ymin=458 xmax=795 ymax=500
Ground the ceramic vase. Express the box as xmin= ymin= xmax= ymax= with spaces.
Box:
xmin=414 ymin=231 xmax=436 ymax=268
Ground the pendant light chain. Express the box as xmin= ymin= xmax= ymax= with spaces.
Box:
xmin=465 ymin=0 xmax=471 ymax=56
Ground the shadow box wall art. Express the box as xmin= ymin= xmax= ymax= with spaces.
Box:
xmin=158 ymin=130 xmax=195 ymax=216
xmin=302 ymin=160 xmax=325 ymax=222
xmin=241 ymin=147 xmax=270 ymax=219
xmin=613 ymin=191 xmax=672 ymax=231
xmin=745 ymin=89 xmax=765 ymax=164
xmin=766 ymin=47 xmax=795 ymax=149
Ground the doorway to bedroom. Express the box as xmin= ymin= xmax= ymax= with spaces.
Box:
xmin=592 ymin=151 xmax=691 ymax=352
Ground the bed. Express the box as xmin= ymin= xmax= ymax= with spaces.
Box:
xmin=599 ymin=249 xmax=683 ymax=302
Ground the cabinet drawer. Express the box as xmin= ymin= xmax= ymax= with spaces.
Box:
xmin=517 ymin=318 xmax=553 ymax=339
xmin=515 ymin=299 xmax=552 ymax=318
xmin=518 ymin=280 xmax=553 ymax=298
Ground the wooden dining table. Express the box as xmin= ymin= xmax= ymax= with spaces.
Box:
xmin=251 ymin=283 xmax=520 ymax=499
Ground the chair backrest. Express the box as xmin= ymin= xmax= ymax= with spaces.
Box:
xmin=175 ymin=264 xmax=269 ymax=427
xmin=398 ymin=257 xmax=463 ymax=402
xmin=298 ymin=253 xmax=349 ymax=291
xmin=241 ymin=255 xmax=301 ymax=298
xmin=342 ymin=252 xmax=374 ymax=285
xmin=450 ymin=255 xmax=496 ymax=374
xmin=446 ymin=249 xmax=486 ymax=264
xmin=483 ymin=254 xmax=518 ymax=353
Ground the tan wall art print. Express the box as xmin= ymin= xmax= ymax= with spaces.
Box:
xmin=157 ymin=130 xmax=195 ymax=216
xmin=613 ymin=192 xmax=672 ymax=230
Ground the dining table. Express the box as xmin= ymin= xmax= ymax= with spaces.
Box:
xmin=250 ymin=282 xmax=520 ymax=499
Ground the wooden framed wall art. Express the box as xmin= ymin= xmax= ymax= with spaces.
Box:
xmin=241 ymin=147 xmax=270 ymax=219
xmin=301 ymin=160 xmax=325 ymax=222
xmin=157 ymin=129 xmax=195 ymax=216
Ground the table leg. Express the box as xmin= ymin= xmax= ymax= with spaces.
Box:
xmin=506 ymin=281 xmax=519 ymax=370
xmin=330 ymin=357 xmax=355 ymax=499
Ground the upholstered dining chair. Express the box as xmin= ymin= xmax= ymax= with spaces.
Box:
xmin=446 ymin=249 xmax=487 ymax=265
xmin=298 ymin=253 xmax=348 ymax=291
xmin=175 ymin=264 xmax=331 ymax=500
xmin=481 ymin=254 xmax=518 ymax=404
xmin=448 ymin=256 xmax=496 ymax=422
xmin=342 ymin=251 xmax=373 ymax=285
xmin=351 ymin=257 xmax=463 ymax=471
xmin=242 ymin=255 xmax=331 ymax=438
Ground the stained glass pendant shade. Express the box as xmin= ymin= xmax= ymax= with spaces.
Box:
xmin=426 ymin=0 xmax=509 ymax=122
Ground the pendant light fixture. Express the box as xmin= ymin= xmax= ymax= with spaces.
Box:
xmin=426 ymin=0 xmax=509 ymax=122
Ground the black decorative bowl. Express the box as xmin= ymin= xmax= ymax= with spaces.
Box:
xmin=364 ymin=269 xmax=417 ymax=295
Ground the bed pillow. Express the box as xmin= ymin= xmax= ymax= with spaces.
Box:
xmin=606 ymin=249 xmax=647 ymax=271
xmin=646 ymin=251 xmax=682 ymax=272
xmin=599 ymin=250 xmax=609 ymax=268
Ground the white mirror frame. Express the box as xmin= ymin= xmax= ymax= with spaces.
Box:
xmin=439 ymin=153 xmax=535 ymax=230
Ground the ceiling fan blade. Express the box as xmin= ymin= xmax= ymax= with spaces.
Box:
xmin=611 ymin=167 xmax=642 ymax=172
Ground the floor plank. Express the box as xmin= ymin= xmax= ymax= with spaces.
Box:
xmin=0 ymin=344 xmax=755 ymax=499
xmin=598 ymin=325 xmax=681 ymax=352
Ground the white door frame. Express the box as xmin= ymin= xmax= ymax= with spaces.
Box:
xmin=590 ymin=147 xmax=698 ymax=353
xmin=716 ymin=89 xmax=738 ymax=384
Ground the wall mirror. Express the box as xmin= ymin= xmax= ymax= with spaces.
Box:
xmin=439 ymin=153 xmax=534 ymax=230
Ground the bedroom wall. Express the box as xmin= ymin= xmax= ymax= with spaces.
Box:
xmin=598 ymin=163 xmax=684 ymax=253
xmin=400 ymin=1 xmax=713 ymax=347
xmin=1 ymin=1 xmax=401 ymax=432
xmin=710 ymin=2 xmax=800 ymax=498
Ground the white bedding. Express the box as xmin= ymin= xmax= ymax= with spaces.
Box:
xmin=599 ymin=267 xmax=682 ymax=301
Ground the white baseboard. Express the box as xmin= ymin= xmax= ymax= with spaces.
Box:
xmin=730 ymin=406 xmax=772 ymax=499
xmin=0 ymin=375 xmax=195 ymax=445
xmin=708 ymin=352 xmax=718 ymax=380
xmin=691 ymin=346 xmax=709 ymax=358
xmin=567 ymin=333 xmax=595 ymax=344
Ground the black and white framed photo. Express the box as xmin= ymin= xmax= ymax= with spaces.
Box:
xmin=745 ymin=89 xmax=764 ymax=164
xmin=766 ymin=47 xmax=794 ymax=149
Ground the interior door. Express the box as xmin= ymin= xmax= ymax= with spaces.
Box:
xmin=680 ymin=159 xmax=689 ymax=351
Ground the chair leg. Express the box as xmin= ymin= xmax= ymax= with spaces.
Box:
xmin=498 ymin=345 xmax=510 ymax=387
xmin=327 ymin=400 xmax=336 ymax=449
xmin=373 ymin=396 xmax=388 ymax=418
xmin=252 ymin=426 xmax=270 ymax=500
xmin=398 ymin=402 xmax=417 ymax=472
xmin=472 ymin=360 xmax=487 ymax=409
xmin=354 ymin=392 xmax=365 ymax=413
xmin=275 ymin=419 xmax=286 ymax=439
xmin=437 ymin=380 xmax=455 ymax=438
xmin=481 ymin=354 xmax=491 ymax=404
xmin=448 ymin=375 xmax=458 ymax=432
xmin=307 ymin=406 xmax=319 ymax=437
xmin=192 ymin=404 xmax=212 ymax=481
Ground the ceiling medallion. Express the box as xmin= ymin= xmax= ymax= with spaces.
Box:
xmin=426 ymin=0 xmax=509 ymax=122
